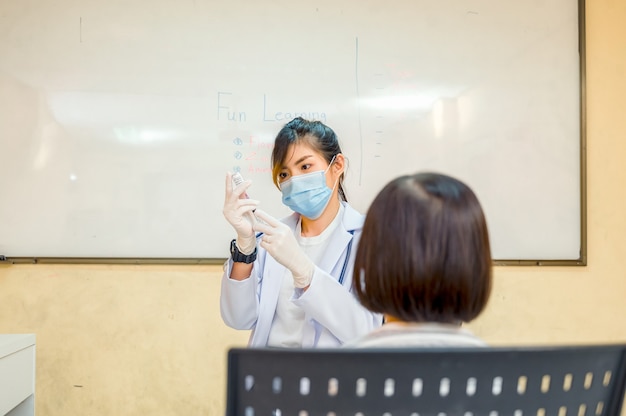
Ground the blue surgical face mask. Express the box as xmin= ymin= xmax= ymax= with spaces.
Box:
xmin=280 ymin=156 xmax=338 ymax=220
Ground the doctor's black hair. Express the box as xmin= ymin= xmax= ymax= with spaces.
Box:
xmin=271 ymin=117 xmax=347 ymax=202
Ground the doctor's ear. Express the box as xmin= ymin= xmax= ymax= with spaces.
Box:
xmin=332 ymin=153 xmax=346 ymax=174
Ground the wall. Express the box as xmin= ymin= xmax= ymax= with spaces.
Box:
xmin=1 ymin=1 xmax=625 ymax=414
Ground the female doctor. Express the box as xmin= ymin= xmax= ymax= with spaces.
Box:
xmin=221 ymin=117 xmax=382 ymax=348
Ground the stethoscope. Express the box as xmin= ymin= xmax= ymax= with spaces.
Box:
xmin=338 ymin=230 xmax=355 ymax=285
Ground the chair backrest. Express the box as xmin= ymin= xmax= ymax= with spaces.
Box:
xmin=226 ymin=344 xmax=626 ymax=416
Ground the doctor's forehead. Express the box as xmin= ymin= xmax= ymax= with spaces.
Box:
xmin=281 ymin=143 xmax=324 ymax=167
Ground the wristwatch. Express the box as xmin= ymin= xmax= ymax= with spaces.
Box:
xmin=230 ymin=239 xmax=257 ymax=264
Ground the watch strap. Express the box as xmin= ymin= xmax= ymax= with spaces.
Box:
xmin=230 ymin=239 xmax=257 ymax=264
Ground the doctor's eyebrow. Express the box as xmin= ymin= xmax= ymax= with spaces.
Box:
xmin=283 ymin=154 xmax=314 ymax=168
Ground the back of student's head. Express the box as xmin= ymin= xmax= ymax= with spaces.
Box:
xmin=354 ymin=172 xmax=492 ymax=324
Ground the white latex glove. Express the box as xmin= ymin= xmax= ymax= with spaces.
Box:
xmin=253 ymin=209 xmax=314 ymax=288
xmin=223 ymin=172 xmax=259 ymax=254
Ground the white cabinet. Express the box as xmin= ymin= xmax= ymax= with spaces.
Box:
xmin=0 ymin=335 xmax=35 ymax=416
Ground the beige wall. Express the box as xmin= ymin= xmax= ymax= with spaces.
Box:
xmin=1 ymin=2 xmax=625 ymax=415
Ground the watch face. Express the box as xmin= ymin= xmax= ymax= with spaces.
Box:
xmin=230 ymin=240 xmax=239 ymax=257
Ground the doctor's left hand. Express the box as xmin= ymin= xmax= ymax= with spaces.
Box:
xmin=253 ymin=209 xmax=314 ymax=289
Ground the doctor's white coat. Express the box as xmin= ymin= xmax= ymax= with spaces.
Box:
xmin=220 ymin=202 xmax=382 ymax=347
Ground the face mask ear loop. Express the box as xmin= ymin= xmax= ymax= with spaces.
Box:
xmin=325 ymin=154 xmax=342 ymax=193
xmin=324 ymin=154 xmax=338 ymax=174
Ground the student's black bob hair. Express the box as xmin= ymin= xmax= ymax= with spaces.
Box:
xmin=354 ymin=172 xmax=492 ymax=324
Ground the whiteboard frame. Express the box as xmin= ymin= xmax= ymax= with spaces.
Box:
xmin=492 ymin=0 xmax=587 ymax=267
xmin=0 ymin=0 xmax=587 ymax=267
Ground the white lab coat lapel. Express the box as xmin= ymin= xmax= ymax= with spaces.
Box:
xmin=315 ymin=202 xmax=363 ymax=280
xmin=272 ymin=202 xmax=360 ymax=278
xmin=317 ymin=227 xmax=352 ymax=277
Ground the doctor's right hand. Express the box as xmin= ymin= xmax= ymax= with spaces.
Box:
xmin=253 ymin=209 xmax=315 ymax=289
xmin=223 ymin=172 xmax=259 ymax=255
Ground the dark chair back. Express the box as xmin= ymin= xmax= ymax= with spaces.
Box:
xmin=226 ymin=344 xmax=626 ymax=415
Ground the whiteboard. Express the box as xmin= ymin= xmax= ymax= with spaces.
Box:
xmin=0 ymin=0 xmax=583 ymax=262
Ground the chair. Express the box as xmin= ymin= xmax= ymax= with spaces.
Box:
xmin=225 ymin=344 xmax=626 ymax=416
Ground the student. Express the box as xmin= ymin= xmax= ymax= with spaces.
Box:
xmin=345 ymin=172 xmax=492 ymax=348
xmin=221 ymin=117 xmax=382 ymax=348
